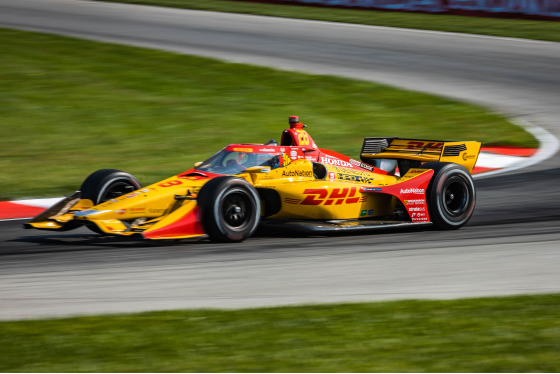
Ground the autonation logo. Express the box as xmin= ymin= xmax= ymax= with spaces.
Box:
xmin=400 ymin=188 xmax=425 ymax=194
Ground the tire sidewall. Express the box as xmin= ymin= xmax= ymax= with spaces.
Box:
xmin=424 ymin=163 xmax=476 ymax=229
xmin=198 ymin=177 xmax=261 ymax=242
xmin=81 ymin=169 xmax=141 ymax=205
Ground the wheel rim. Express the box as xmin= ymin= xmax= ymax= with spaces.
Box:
xmin=443 ymin=177 xmax=469 ymax=217
xmin=221 ymin=190 xmax=253 ymax=230
xmin=99 ymin=180 xmax=137 ymax=203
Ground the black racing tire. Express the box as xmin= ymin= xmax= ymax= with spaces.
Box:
xmin=80 ymin=169 xmax=141 ymax=205
xmin=197 ymin=177 xmax=261 ymax=243
xmin=420 ymin=162 xmax=476 ymax=230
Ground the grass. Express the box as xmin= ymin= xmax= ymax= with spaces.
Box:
xmin=1 ymin=294 xmax=559 ymax=372
xmin=0 ymin=28 xmax=536 ymax=200
xmin=97 ymin=0 xmax=560 ymax=42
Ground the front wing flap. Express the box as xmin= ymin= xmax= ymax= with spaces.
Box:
xmin=24 ymin=191 xmax=206 ymax=240
xmin=24 ymin=191 xmax=90 ymax=231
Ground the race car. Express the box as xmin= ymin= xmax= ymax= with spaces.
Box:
xmin=25 ymin=116 xmax=481 ymax=242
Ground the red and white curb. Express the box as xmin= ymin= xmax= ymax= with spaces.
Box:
xmin=0 ymin=146 xmax=539 ymax=221
xmin=472 ymin=146 xmax=537 ymax=175
xmin=0 ymin=198 xmax=63 ymax=221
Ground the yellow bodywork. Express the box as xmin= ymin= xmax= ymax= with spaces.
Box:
xmin=26 ymin=175 xmax=209 ymax=238
xmin=26 ymin=135 xmax=480 ymax=239
xmin=251 ymin=160 xmax=399 ymax=220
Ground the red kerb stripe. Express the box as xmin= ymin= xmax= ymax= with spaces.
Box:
xmin=481 ymin=147 xmax=537 ymax=157
xmin=0 ymin=202 xmax=45 ymax=219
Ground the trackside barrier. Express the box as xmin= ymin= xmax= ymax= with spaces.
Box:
xmin=277 ymin=0 xmax=560 ymax=18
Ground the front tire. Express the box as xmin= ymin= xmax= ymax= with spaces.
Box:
xmin=79 ymin=169 xmax=142 ymax=235
xmin=197 ymin=177 xmax=261 ymax=242
xmin=80 ymin=169 xmax=141 ymax=205
xmin=420 ymin=162 xmax=475 ymax=229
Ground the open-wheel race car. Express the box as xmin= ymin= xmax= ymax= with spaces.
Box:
xmin=25 ymin=116 xmax=481 ymax=242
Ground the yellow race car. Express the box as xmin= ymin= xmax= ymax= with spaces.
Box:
xmin=25 ymin=116 xmax=481 ymax=242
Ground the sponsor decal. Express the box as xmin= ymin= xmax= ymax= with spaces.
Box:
xmin=368 ymin=209 xmax=374 ymax=215
xmin=301 ymin=187 xmax=360 ymax=206
xmin=149 ymin=209 xmax=166 ymax=214
xmin=462 ymin=153 xmax=476 ymax=161
xmin=331 ymin=165 xmax=373 ymax=176
xmin=360 ymin=163 xmax=374 ymax=171
xmin=328 ymin=172 xmax=336 ymax=181
xmin=130 ymin=208 xmax=145 ymax=212
xmin=360 ymin=187 xmax=382 ymax=192
xmin=400 ymin=188 xmax=425 ymax=195
xmin=233 ymin=147 xmax=253 ymax=152
xmin=259 ymin=148 xmax=276 ymax=152
xmin=404 ymin=199 xmax=425 ymax=205
xmin=284 ymin=197 xmax=300 ymax=204
xmin=159 ymin=180 xmax=183 ymax=188
xmin=125 ymin=193 xmax=140 ymax=198
xmin=282 ymin=169 xmax=313 ymax=178
xmin=408 ymin=207 xmax=425 ymax=212
xmin=330 ymin=165 xmax=351 ymax=173
xmin=337 ymin=173 xmax=375 ymax=184
xmin=290 ymin=150 xmax=298 ymax=158
xmin=116 ymin=209 xmax=126 ymax=215
xmin=350 ymin=158 xmax=374 ymax=171
xmin=282 ymin=153 xmax=292 ymax=166
xmin=320 ymin=156 xmax=352 ymax=168
xmin=406 ymin=141 xmax=444 ymax=150
xmin=360 ymin=210 xmax=367 ymax=216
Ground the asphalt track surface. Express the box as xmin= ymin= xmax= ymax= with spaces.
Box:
xmin=1 ymin=0 xmax=559 ymax=320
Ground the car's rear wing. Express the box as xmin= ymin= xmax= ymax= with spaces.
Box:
xmin=360 ymin=137 xmax=481 ymax=173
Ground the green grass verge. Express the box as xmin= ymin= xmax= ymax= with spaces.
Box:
xmin=1 ymin=294 xmax=559 ymax=372
xmin=0 ymin=28 xmax=536 ymax=200
xmin=97 ymin=0 xmax=560 ymax=42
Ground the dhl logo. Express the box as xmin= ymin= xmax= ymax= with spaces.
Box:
xmin=301 ymin=187 xmax=362 ymax=205
xmin=406 ymin=141 xmax=444 ymax=150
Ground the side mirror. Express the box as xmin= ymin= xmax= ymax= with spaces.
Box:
xmin=245 ymin=166 xmax=271 ymax=174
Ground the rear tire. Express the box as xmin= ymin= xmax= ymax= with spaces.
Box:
xmin=197 ymin=177 xmax=261 ymax=242
xmin=420 ymin=162 xmax=475 ymax=229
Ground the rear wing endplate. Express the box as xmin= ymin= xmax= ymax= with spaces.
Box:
xmin=360 ymin=138 xmax=481 ymax=173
